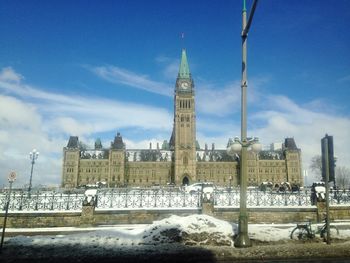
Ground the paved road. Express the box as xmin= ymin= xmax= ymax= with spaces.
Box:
xmin=1 ymin=240 xmax=350 ymax=263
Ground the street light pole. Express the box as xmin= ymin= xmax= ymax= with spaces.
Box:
xmin=0 ymin=171 xmax=16 ymax=253
xmin=28 ymin=149 xmax=39 ymax=195
xmin=236 ymin=0 xmax=259 ymax=248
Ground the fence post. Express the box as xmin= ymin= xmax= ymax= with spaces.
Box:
xmin=270 ymin=189 xmax=274 ymax=206
xmin=66 ymin=193 xmax=70 ymax=210
xmin=81 ymin=195 xmax=96 ymax=226
xmin=316 ymin=200 xmax=326 ymax=223
xmin=182 ymin=191 xmax=186 ymax=207
xmin=201 ymin=193 xmax=214 ymax=216
xmin=284 ymin=191 xmax=288 ymax=206
xmin=168 ymin=191 xmax=172 ymax=207
xmin=19 ymin=192 xmax=23 ymax=211
xmin=109 ymin=191 xmax=113 ymax=208
xmin=154 ymin=190 xmax=157 ymax=208
xmin=228 ymin=189 xmax=232 ymax=206
xmin=125 ymin=190 xmax=128 ymax=208
xmin=140 ymin=190 xmax=143 ymax=208
xmin=50 ymin=192 xmax=54 ymax=210
xmin=34 ymin=191 xmax=39 ymax=211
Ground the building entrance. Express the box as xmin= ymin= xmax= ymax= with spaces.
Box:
xmin=182 ymin=176 xmax=189 ymax=185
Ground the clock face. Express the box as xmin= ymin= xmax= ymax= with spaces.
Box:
xmin=180 ymin=81 xmax=189 ymax=89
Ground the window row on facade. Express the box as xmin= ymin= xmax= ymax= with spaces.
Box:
xmin=179 ymin=99 xmax=192 ymax=109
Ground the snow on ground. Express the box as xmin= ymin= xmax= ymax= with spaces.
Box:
xmin=4 ymin=214 xmax=350 ymax=249
xmin=248 ymin=224 xmax=292 ymax=242
xmin=141 ymin=214 xmax=236 ymax=246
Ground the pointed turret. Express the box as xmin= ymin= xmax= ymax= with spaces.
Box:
xmin=67 ymin=136 xmax=79 ymax=149
xmin=95 ymin=138 xmax=103 ymax=149
xmin=178 ymin=49 xmax=191 ymax=79
xmin=111 ymin=132 xmax=125 ymax=149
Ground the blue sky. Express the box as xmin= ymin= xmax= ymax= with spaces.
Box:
xmin=0 ymin=0 xmax=349 ymax=187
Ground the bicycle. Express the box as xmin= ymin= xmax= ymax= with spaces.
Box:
xmin=290 ymin=219 xmax=315 ymax=240
xmin=290 ymin=217 xmax=339 ymax=241
xmin=318 ymin=217 xmax=339 ymax=240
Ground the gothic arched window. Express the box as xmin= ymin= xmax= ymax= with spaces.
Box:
xmin=183 ymin=156 xmax=188 ymax=165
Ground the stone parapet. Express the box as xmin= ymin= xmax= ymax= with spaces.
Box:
xmin=1 ymin=205 xmax=349 ymax=228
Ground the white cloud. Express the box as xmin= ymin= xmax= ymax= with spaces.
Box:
xmin=0 ymin=94 xmax=66 ymax=187
xmin=44 ymin=98 xmax=173 ymax=137
xmin=0 ymin=67 xmax=23 ymax=83
xmin=195 ymin=76 xmax=269 ymax=117
xmin=196 ymin=82 xmax=241 ymax=116
xmin=252 ymin=95 xmax=350 ymax=183
xmin=89 ymin=65 xmax=173 ymax=97
xmin=155 ymin=56 xmax=180 ymax=79
xmin=0 ymin=68 xmax=173 ymax=137
xmin=0 ymin=95 xmax=41 ymax=131
xmin=0 ymin=67 xmax=173 ymax=186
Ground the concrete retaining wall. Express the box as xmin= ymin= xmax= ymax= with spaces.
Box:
xmin=1 ymin=202 xmax=349 ymax=228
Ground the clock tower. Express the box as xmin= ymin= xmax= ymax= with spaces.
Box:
xmin=172 ymin=49 xmax=196 ymax=185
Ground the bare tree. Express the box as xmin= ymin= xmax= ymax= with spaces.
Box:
xmin=335 ymin=166 xmax=350 ymax=189
xmin=309 ymin=155 xmax=322 ymax=181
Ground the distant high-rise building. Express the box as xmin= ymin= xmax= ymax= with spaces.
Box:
xmin=62 ymin=50 xmax=303 ymax=188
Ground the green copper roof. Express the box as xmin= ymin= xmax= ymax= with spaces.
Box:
xmin=178 ymin=49 xmax=191 ymax=79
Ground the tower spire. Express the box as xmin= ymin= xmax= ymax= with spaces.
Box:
xmin=178 ymin=49 xmax=191 ymax=79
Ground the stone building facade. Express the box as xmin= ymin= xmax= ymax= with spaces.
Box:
xmin=62 ymin=49 xmax=303 ymax=189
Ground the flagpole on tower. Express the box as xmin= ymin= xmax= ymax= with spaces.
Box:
xmin=180 ymin=32 xmax=185 ymax=49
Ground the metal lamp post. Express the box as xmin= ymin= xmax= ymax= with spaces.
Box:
xmin=226 ymin=0 xmax=259 ymax=248
xmin=0 ymin=171 xmax=16 ymax=252
xmin=28 ymin=149 xmax=39 ymax=195
xmin=227 ymin=136 xmax=261 ymax=247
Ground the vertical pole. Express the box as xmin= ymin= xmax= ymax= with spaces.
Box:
xmin=241 ymin=3 xmax=247 ymax=142
xmin=236 ymin=143 xmax=251 ymax=247
xmin=324 ymin=137 xmax=331 ymax=244
xmin=0 ymin=181 xmax=13 ymax=252
xmin=235 ymin=0 xmax=252 ymax=248
xmin=28 ymin=158 xmax=34 ymax=195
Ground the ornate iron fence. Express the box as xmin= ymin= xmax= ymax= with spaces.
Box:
xmin=214 ymin=189 xmax=350 ymax=207
xmin=0 ymin=191 xmax=84 ymax=211
xmin=95 ymin=189 xmax=201 ymax=209
xmin=213 ymin=189 xmax=313 ymax=207
xmin=330 ymin=189 xmax=350 ymax=205
xmin=1 ymin=188 xmax=349 ymax=212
